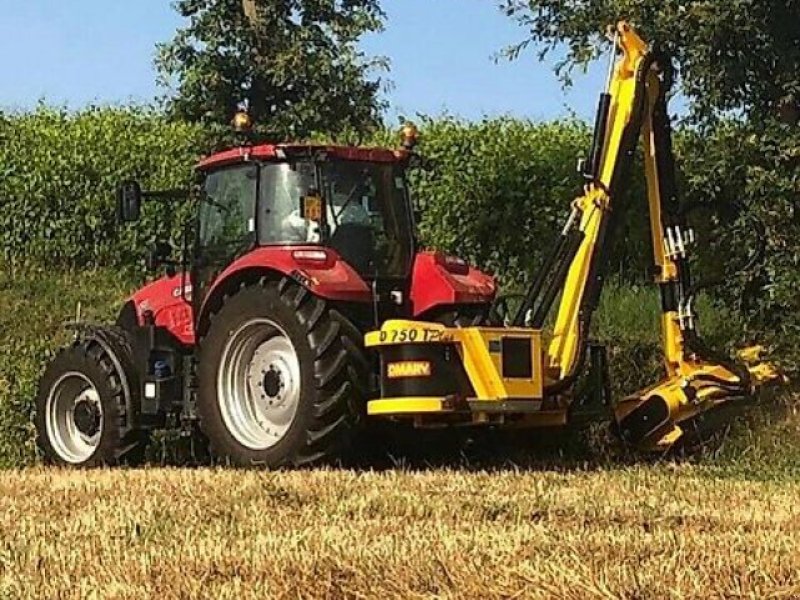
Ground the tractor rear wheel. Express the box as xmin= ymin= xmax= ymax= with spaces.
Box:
xmin=36 ymin=340 xmax=147 ymax=467
xmin=196 ymin=278 xmax=367 ymax=468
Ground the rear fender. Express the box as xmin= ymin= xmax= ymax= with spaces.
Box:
xmin=197 ymin=246 xmax=371 ymax=337
xmin=409 ymin=251 xmax=497 ymax=317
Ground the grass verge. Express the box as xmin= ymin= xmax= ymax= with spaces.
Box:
xmin=0 ymin=266 xmax=136 ymax=466
xmin=1 ymin=464 xmax=799 ymax=598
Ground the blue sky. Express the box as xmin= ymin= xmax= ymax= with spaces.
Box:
xmin=0 ymin=0 xmax=606 ymax=123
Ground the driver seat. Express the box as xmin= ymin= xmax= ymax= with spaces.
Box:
xmin=329 ymin=223 xmax=376 ymax=276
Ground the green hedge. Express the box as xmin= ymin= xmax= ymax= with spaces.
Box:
xmin=412 ymin=118 xmax=591 ymax=283
xmin=0 ymin=267 xmax=137 ymax=466
xmin=377 ymin=117 xmax=651 ymax=285
xmin=0 ymin=108 xmax=652 ymax=283
xmin=0 ymin=107 xmax=209 ymax=268
xmin=678 ymin=122 xmax=800 ymax=373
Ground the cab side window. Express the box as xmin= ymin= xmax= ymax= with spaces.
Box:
xmin=259 ymin=161 xmax=318 ymax=244
xmin=199 ymin=165 xmax=257 ymax=250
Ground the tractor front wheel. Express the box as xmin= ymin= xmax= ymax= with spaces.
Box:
xmin=196 ymin=278 xmax=367 ymax=468
xmin=36 ymin=340 xmax=147 ymax=467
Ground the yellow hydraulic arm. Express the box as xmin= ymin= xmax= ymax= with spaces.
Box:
xmin=524 ymin=21 xmax=779 ymax=446
xmin=546 ymin=24 xmax=647 ymax=380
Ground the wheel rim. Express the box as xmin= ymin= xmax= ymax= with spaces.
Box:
xmin=45 ymin=372 xmax=103 ymax=464
xmin=218 ymin=318 xmax=302 ymax=450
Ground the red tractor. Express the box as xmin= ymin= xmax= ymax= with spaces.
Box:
xmin=35 ymin=124 xmax=496 ymax=467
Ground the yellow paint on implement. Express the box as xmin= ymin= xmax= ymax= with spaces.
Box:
xmin=457 ymin=327 xmax=544 ymax=399
xmin=368 ymin=320 xmax=545 ymax=403
xmin=365 ymin=320 xmax=452 ymax=347
xmin=546 ymin=23 xmax=649 ymax=380
xmin=363 ymin=22 xmax=785 ymax=449
xmin=367 ymin=397 xmax=449 ymax=416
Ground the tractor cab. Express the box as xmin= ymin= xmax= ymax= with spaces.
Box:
xmin=194 ymin=142 xmax=416 ymax=286
xmin=115 ymin=122 xmax=495 ymax=336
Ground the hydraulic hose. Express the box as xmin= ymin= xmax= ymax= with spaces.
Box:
xmin=511 ymin=233 xmax=568 ymax=327
xmin=512 ymin=208 xmax=581 ymax=327
xmin=584 ymin=93 xmax=612 ymax=181
xmin=531 ymin=229 xmax=585 ymax=328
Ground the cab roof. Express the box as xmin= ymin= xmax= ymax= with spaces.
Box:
xmin=197 ymin=143 xmax=408 ymax=171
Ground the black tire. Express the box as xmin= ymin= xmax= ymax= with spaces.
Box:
xmin=196 ymin=277 xmax=368 ymax=468
xmin=35 ymin=340 xmax=147 ymax=467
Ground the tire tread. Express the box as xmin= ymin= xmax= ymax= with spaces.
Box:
xmin=197 ymin=277 xmax=368 ymax=467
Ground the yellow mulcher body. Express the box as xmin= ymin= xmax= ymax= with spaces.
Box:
xmin=365 ymin=22 xmax=780 ymax=450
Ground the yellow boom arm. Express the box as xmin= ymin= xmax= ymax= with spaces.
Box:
xmin=547 ymin=24 xmax=648 ymax=379
xmin=544 ymin=22 xmax=779 ymax=446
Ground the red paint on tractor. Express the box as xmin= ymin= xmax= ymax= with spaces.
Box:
xmin=201 ymin=246 xmax=372 ymax=313
xmin=197 ymin=143 xmax=408 ymax=171
xmin=409 ymin=251 xmax=496 ymax=316
xmin=130 ymin=274 xmax=195 ymax=346
xmin=129 ymin=249 xmax=494 ymax=344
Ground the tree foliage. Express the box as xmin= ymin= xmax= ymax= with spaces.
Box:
xmin=679 ymin=123 xmax=800 ymax=369
xmin=501 ymin=0 xmax=800 ymax=124
xmin=156 ymin=0 xmax=387 ymax=139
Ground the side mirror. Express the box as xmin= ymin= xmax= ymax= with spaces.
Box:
xmin=117 ymin=180 xmax=142 ymax=223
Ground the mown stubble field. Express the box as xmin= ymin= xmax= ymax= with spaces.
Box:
xmin=1 ymin=455 xmax=799 ymax=599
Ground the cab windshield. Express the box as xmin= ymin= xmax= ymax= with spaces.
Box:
xmin=257 ymin=159 xmax=414 ymax=278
